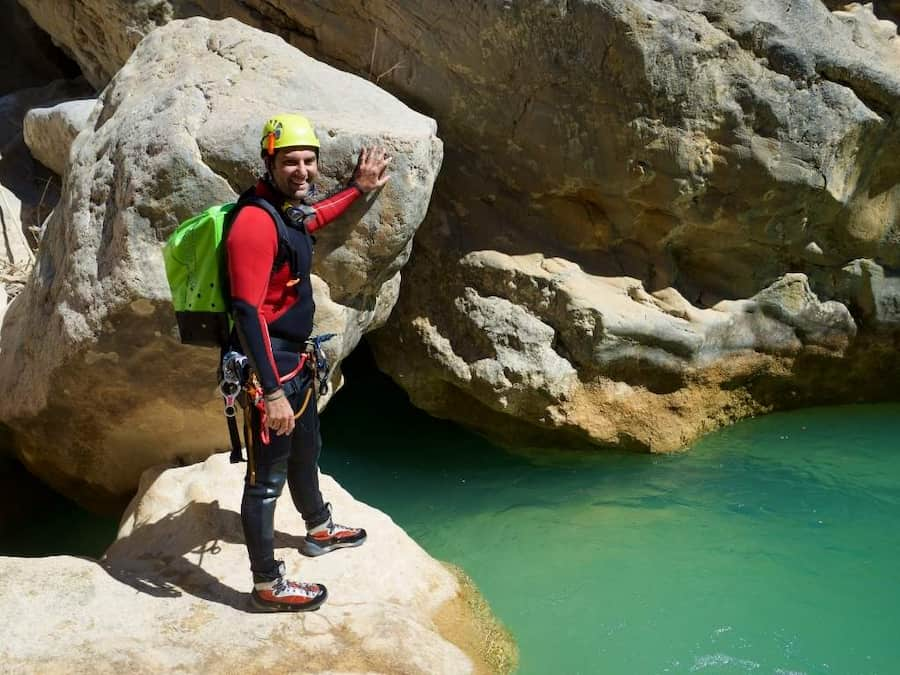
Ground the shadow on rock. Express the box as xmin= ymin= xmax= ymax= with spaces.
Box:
xmin=100 ymin=499 xmax=305 ymax=612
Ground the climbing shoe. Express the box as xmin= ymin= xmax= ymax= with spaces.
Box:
xmin=300 ymin=504 xmax=367 ymax=557
xmin=250 ymin=560 xmax=327 ymax=612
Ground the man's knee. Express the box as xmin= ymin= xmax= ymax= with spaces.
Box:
xmin=244 ymin=460 xmax=289 ymax=500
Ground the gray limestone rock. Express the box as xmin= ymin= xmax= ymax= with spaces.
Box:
xmin=0 ymin=17 xmax=441 ymax=509
xmin=837 ymin=258 xmax=900 ymax=328
xmin=15 ymin=1 xmax=900 ymax=453
xmin=24 ymin=98 xmax=96 ymax=176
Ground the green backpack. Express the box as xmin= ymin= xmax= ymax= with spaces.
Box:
xmin=163 ymin=189 xmax=294 ymax=347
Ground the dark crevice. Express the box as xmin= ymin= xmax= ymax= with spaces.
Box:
xmin=1 ymin=2 xmax=83 ymax=96
xmin=205 ymin=41 xmax=246 ymax=72
xmin=550 ymin=329 xmax=576 ymax=367
xmin=511 ymin=94 xmax=535 ymax=137
xmin=814 ymin=64 xmax=896 ymax=120
xmin=238 ymin=0 xmax=319 ymax=42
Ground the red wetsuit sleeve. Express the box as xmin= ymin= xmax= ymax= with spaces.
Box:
xmin=226 ymin=205 xmax=281 ymax=392
xmin=306 ymin=185 xmax=363 ymax=233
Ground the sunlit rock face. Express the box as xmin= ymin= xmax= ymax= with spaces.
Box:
xmin=23 ymin=98 xmax=95 ymax=177
xmin=0 ymin=453 xmax=514 ymax=674
xmin=0 ymin=17 xmax=441 ymax=508
xmin=15 ymin=1 xmax=900 ymax=452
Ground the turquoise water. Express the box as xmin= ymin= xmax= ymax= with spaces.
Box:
xmin=321 ymin=349 xmax=900 ymax=675
xmin=3 ymin=345 xmax=899 ymax=673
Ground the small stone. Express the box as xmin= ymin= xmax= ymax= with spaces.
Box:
xmin=805 ymin=241 xmax=824 ymax=256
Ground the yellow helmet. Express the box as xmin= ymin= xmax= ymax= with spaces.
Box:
xmin=260 ymin=113 xmax=320 ymax=156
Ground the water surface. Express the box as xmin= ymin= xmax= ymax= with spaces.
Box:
xmin=322 ymin=350 xmax=900 ymax=674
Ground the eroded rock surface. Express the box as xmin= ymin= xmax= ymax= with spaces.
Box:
xmin=0 ymin=453 xmax=515 ymax=674
xmin=373 ymin=251 xmax=865 ymax=451
xmin=17 ymin=1 xmax=900 ymax=298
xmin=15 ymin=1 xmax=900 ymax=452
xmin=0 ymin=17 xmax=441 ymax=509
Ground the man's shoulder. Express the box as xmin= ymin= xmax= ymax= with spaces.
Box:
xmin=234 ymin=184 xmax=281 ymax=222
xmin=232 ymin=200 xmax=278 ymax=224
xmin=227 ymin=198 xmax=281 ymax=248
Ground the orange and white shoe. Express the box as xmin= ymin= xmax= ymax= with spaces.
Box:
xmin=300 ymin=504 xmax=367 ymax=557
xmin=250 ymin=561 xmax=327 ymax=612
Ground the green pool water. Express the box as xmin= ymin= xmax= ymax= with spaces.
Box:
xmin=3 ymin=344 xmax=899 ymax=674
xmin=320 ymin=349 xmax=900 ymax=675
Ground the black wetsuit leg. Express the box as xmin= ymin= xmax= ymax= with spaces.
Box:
xmin=240 ymin=371 xmax=329 ymax=578
xmin=286 ymin=380 xmax=330 ymax=530
xmin=240 ymin=401 xmax=291 ymax=580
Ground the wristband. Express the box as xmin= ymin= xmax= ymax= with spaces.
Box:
xmin=264 ymin=389 xmax=285 ymax=402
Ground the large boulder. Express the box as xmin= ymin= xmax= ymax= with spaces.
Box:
xmin=16 ymin=1 xmax=900 ymax=452
xmin=0 ymin=453 xmax=515 ymax=674
xmin=0 ymin=17 xmax=442 ymax=510
xmin=13 ymin=2 xmax=900 ymax=292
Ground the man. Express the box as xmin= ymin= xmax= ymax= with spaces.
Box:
xmin=226 ymin=113 xmax=390 ymax=612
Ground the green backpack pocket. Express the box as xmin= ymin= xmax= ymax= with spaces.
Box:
xmin=163 ymin=202 xmax=237 ymax=347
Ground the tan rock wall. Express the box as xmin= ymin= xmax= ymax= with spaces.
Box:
xmin=16 ymin=3 xmax=899 ymax=298
xmin=13 ymin=1 xmax=900 ymax=454
xmin=0 ymin=18 xmax=441 ymax=508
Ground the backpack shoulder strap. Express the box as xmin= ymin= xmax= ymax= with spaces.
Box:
xmin=232 ymin=188 xmax=289 ymax=240
xmin=228 ymin=188 xmax=299 ymax=277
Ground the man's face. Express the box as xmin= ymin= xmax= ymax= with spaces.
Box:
xmin=270 ymin=147 xmax=318 ymax=202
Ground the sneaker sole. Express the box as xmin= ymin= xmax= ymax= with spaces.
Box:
xmin=249 ymin=587 xmax=328 ymax=613
xmin=299 ymin=534 xmax=367 ymax=558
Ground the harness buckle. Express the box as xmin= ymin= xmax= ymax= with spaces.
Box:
xmin=306 ymin=333 xmax=336 ymax=396
xmin=219 ymin=350 xmax=249 ymax=416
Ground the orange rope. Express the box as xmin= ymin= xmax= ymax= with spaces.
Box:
xmin=293 ymin=386 xmax=313 ymax=419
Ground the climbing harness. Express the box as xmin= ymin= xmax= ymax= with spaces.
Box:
xmin=220 ymin=333 xmax=337 ymax=484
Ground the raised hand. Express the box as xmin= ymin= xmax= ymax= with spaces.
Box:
xmin=352 ymin=146 xmax=392 ymax=192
